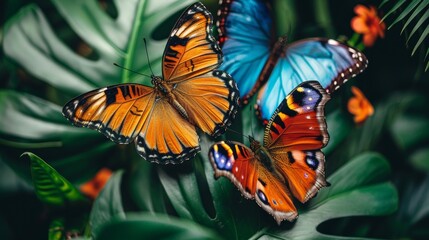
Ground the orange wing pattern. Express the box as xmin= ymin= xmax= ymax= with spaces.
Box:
xmin=174 ymin=70 xmax=239 ymax=137
xmin=135 ymin=98 xmax=200 ymax=164
xmin=209 ymin=141 xmax=298 ymax=224
xmin=274 ymin=150 xmax=327 ymax=203
xmin=63 ymin=84 xmax=155 ymax=144
xmin=63 ymin=84 xmax=200 ymax=163
xmin=162 ymin=2 xmax=221 ymax=82
xmin=264 ymin=81 xmax=329 ymax=203
xmin=63 ymin=3 xmax=238 ymax=164
xmin=209 ymin=81 xmax=330 ymax=224
xmin=163 ymin=2 xmax=239 ymax=137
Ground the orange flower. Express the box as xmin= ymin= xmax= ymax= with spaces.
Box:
xmin=351 ymin=5 xmax=386 ymax=47
xmin=80 ymin=168 xmax=112 ymax=200
xmin=348 ymin=86 xmax=374 ymax=124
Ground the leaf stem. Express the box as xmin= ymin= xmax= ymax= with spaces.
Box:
xmin=347 ymin=33 xmax=361 ymax=47
xmin=122 ymin=0 xmax=148 ymax=83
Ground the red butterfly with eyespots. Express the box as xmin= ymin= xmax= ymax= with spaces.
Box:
xmin=209 ymin=81 xmax=330 ymax=224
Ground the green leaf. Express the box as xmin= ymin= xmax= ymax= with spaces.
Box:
xmin=127 ymin=159 xmax=169 ymax=214
xmin=390 ymin=107 xmax=429 ymax=151
xmin=48 ymin=218 xmax=65 ymax=240
xmin=25 ymin=152 xmax=87 ymax=206
xmin=388 ymin=0 xmax=422 ymax=29
xmin=379 ymin=0 xmax=391 ymax=8
xmin=314 ymin=0 xmax=335 ymax=37
xmin=1 ymin=0 xmax=199 ymax=181
xmin=397 ymin=175 xmax=429 ymax=227
xmin=254 ymin=152 xmax=398 ymax=239
xmin=96 ymin=213 xmax=221 ymax=240
xmin=407 ymin=8 xmax=429 ymax=44
xmin=3 ymin=0 xmax=197 ymax=95
xmin=0 ymin=90 xmax=114 ymax=183
xmin=272 ymin=0 xmax=297 ymax=38
xmin=159 ymin=138 xmax=270 ymax=240
xmin=426 ymin=48 xmax=429 ymax=71
xmin=401 ymin=0 xmax=428 ymax=34
xmin=89 ymin=170 xmax=125 ymax=239
xmin=381 ymin=0 xmax=429 ymax=71
xmin=410 ymin=148 xmax=429 ymax=172
xmin=160 ymin=135 xmax=398 ymax=239
xmin=411 ymin=15 xmax=429 ymax=55
xmin=381 ymin=0 xmax=407 ymax=23
xmin=323 ymin=110 xmax=353 ymax=155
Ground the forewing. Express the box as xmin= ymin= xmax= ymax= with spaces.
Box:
xmin=257 ymin=38 xmax=368 ymax=121
xmin=162 ymin=2 xmax=221 ymax=82
xmin=62 ymin=84 xmax=155 ymax=144
xmin=217 ymin=0 xmax=272 ymax=100
xmin=264 ymin=81 xmax=330 ymax=202
xmin=264 ymin=81 xmax=330 ymax=151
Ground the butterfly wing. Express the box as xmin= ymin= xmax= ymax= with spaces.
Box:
xmin=209 ymin=141 xmax=298 ymax=224
xmin=134 ymin=97 xmax=200 ymax=164
xmin=63 ymin=84 xmax=200 ymax=164
xmin=257 ymin=38 xmax=368 ymax=121
xmin=217 ymin=0 xmax=272 ymax=102
xmin=162 ymin=2 xmax=221 ymax=82
xmin=162 ymin=2 xmax=239 ymax=137
xmin=63 ymin=84 xmax=155 ymax=144
xmin=264 ymin=81 xmax=330 ymax=203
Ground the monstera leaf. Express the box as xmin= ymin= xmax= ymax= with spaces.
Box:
xmin=96 ymin=213 xmax=221 ymax=240
xmin=262 ymin=152 xmax=397 ymax=239
xmin=157 ymin=139 xmax=397 ymax=239
xmin=89 ymin=170 xmax=125 ymax=238
xmin=35 ymin=148 xmax=398 ymax=239
xmin=1 ymin=0 xmax=197 ymax=182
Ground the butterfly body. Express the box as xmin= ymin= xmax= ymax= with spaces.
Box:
xmin=248 ymin=138 xmax=278 ymax=176
xmin=63 ymin=3 xmax=239 ymax=164
xmin=209 ymin=81 xmax=329 ymax=224
xmin=148 ymin=76 xmax=189 ymax=119
xmin=218 ymin=0 xmax=368 ymax=122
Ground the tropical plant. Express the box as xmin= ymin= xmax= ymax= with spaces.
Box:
xmin=380 ymin=0 xmax=429 ymax=71
xmin=1 ymin=0 xmax=428 ymax=239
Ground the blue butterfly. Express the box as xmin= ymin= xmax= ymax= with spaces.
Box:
xmin=218 ymin=0 xmax=368 ymax=122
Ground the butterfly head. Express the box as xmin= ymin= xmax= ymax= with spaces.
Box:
xmin=151 ymin=76 xmax=169 ymax=95
xmin=249 ymin=136 xmax=261 ymax=151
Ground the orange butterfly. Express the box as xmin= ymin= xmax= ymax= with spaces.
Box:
xmin=209 ymin=81 xmax=329 ymax=224
xmin=63 ymin=2 xmax=239 ymax=164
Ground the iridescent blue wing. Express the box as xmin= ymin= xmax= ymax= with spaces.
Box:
xmin=218 ymin=0 xmax=272 ymax=103
xmin=257 ymin=38 xmax=368 ymax=121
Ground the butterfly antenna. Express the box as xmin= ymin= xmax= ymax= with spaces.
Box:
xmin=143 ymin=38 xmax=155 ymax=77
xmin=226 ymin=128 xmax=246 ymax=138
xmin=113 ymin=63 xmax=152 ymax=78
xmin=249 ymin=106 xmax=256 ymax=138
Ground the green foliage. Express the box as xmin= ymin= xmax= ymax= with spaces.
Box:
xmin=380 ymin=0 xmax=429 ymax=71
xmin=89 ymin=170 xmax=126 ymax=238
xmin=97 ymin=214 xmax=221 ymax=240
xmin=0 ymin=0 xmax=198 ymax=183
xmin=387 ymin=93 xmax=429 ymax=173
xmin=48 ymin=218 xmax=65 ymax=240
xmin=25 ymin=152 xmax=87 ymax=206
xmin=1 ymin=0 xmax=428 ymax=239
xmin=263 ymin=153 xmax=397 ymax=239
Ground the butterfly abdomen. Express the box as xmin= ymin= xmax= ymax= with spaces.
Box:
xmin=170 ymin=98 xmax=189 ymax=120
